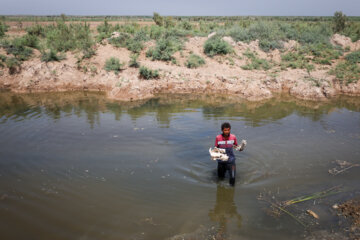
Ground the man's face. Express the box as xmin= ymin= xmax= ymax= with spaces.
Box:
xmin=222 ymin=128 xmax=230 ymax=137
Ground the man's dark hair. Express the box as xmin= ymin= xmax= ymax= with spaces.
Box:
xmin=221 ymin=122 xmax=231 ymax=130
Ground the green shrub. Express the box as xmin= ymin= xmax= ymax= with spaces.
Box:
xmin=108 ymin=32 xmax=131 ymax=47
xmin=296 ymin=24 xmax=332 ymax=45
xmin=2 ymin=38 xmax=33 ymax=61
xmin=139 ymin=66 xmax=159 ymax=79
xmin=164 ymin=17 xmax=175 ymax=28
xmin=0 ymin=54 xmax=6 ymax=68
xmin=149 ymin=25 xmax=164 ymax=40
xmin=146 ymin=37 xmax=183 ymax=61
xmin=204 ymin=36 xmax=233 ymax=57
xmin=41 ymin=49 xmax=65 ymax=62
xmin=333 ymin=11 xmax=346 ymax=33
xmin=241 ymin=50 xmax=272 ymax=70
xmin=180 ymin=20 xmax=192 ymax=30
xmin=26 ymin=24 xmax=45 ymax=37
xmin=5 ymin=57 xmax=21 ymax=74
xmin=105 ymin=57 xmax=125 ymax=74
xmin=301 ymin=43 xmax=342 ymax=65
xmin=259 ymin=40 xmax=284 ymax=52
xmin=20 ymin=34 xmax=40 ymax=49
xmin=109 ymin=33 xmax=144 ymax=53
xmin=186 ymin=54 xmax=205 ymax=68
xmin=129 ymin=54 xmax=139 ymax=68
xmin=0 ymin=22 xmax=9 ymax=37
xmin=341 ymin=22 xmax=360 ymax=42
xmin=45 ymin=21 xmax=94 ymax=53
xmin=329 ymin=62 xmax=360 ymax=84
xmin=281 ymin=51 xmax=314 ymax=71
xmin=97 ymin=19 xmax=112 ymax=35
xmin=345 ymin=51 xmax=360 ymax=64
xmin=153 ymin=12 xmax=164 ymax=26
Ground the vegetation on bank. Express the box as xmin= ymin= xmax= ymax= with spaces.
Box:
xmin=186 ymin=54 xmax=205 ymax=68
xmin=139 ymin=66 xmax=159 ymax=79
xmin=0 ymin=12 xmax=359 ymax=83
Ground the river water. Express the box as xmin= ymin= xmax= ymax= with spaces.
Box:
xmin=0 ymin=91 xmax=359 ymax=240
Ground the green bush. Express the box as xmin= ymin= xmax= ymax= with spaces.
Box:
xmin=259 ymin=40 xmax=284 ymax=52
xmin=139 ymin=66 xmax=159 ymax=79
xmin=341 ymin=22 xmax=360 ymax=42
xmin=153 ymin=12 xmax=164 ymax=26
xmin=41 ymin=49 xmax=65 ymax=62
xmin=186 ymin=54 xmax=205 ymax=68
xmin=109 ymin=32 xmax=144 ymax=53
xmin=301 ymin=43 xmax=342 ymax=65
xmin=20 ymin=34 xmax=40 ymax=49
xmin=0 ymin=22 xmax=9 ymax=37
xmin=296 ymin=23 xmax=332 ymax=45
xmin=105 ymin=57 xmax=125 ymax=74
xmin=0 ymin=54 xmax=6 ymax=68
xmin=333 ymin=11 xmax=346 ymax=33
xmin=5 ymin=57 xmax=21 ymax=74
xmin=45 ymin=21 xmax=94 ymax=53
xmin=129 ymin=54 xmax=139 ymax=68
xmin=204 ymin=36 xmax=233 ymax=57
xmin=26 ymin=24 xmax=45 ymax=37
xmin=146 ymin=37 xmax=183 ymax=61
xmin=329 ymin=62 xmax=360 ymax=84
xmin=2 ymin=38 xmax=33 ymax=61
xmin=281 ymin=51 xmax=314 ymax=71
xmin=345 ymin=51 xmax=360 ymax=64
xmin=97 ymin=19 xmax=112 ymax=35
xmin=241 ymin=50 xmax=272 ymax=70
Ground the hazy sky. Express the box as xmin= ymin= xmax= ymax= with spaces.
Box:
xmin=1 ymin=0 xmax=359 ymax=16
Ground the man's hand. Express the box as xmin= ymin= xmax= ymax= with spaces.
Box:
xmin=234 ymin=140 xmax=247 ymax=151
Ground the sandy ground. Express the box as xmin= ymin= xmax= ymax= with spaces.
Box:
xmin=0 ymin=32 xmax=360 ymax=102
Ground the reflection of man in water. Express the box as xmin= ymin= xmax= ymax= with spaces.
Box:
xmin=209 ymin=184 xmax=242 ymax=238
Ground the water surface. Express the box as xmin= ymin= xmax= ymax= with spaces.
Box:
xmin=0 ymin=92 xmax=359 ymax=240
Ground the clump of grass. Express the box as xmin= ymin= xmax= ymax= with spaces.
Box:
xmin=345 ymin=50 xmax=360 ymax=64
xmin=329 ymin=61 xmax=360 ymax=84
xmin=186 ymin=54 xmax=205 ymax=68
xmin=281 ymin=51 xmax=314 ymax=72
xmin=204 ymin=36 xmax=233 ymax=57
xmin=5 ymin=57 xmax=21 ymax=74
xmin=139 ymin=66 xmax=159 ymax=79
xmin=302 ymin=43 xmax=342 ymax=65
xmin=41 ymin=49 xmax=66 ymax=62
xmin=129 ymin=54 xmax=140 ymax=68
xmin=105 ymin=57 xmax=125 ymax=74
xmin=241 ymin=49 xmax=272 ymax=70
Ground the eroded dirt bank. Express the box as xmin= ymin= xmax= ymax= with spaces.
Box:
xmin=0 ymin=34 xmax=359 ymax=102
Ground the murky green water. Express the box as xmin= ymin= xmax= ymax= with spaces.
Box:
xmin=0 ymin=91 xmax=359 ymax=240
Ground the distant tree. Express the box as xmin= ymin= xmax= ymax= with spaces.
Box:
xmin=60 ymin=13 xmax=66 ymax=22
xmin=333 ymin=11 xmax=346 ymax=33
xmin=153 ymin=12 xmax=163 ymax=26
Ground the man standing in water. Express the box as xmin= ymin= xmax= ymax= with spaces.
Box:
xmin=215 ymin=122 xmax=243 ymax=186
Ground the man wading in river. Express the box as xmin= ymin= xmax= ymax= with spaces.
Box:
xmin=215 ymin=122 xmax=244 ymax=186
